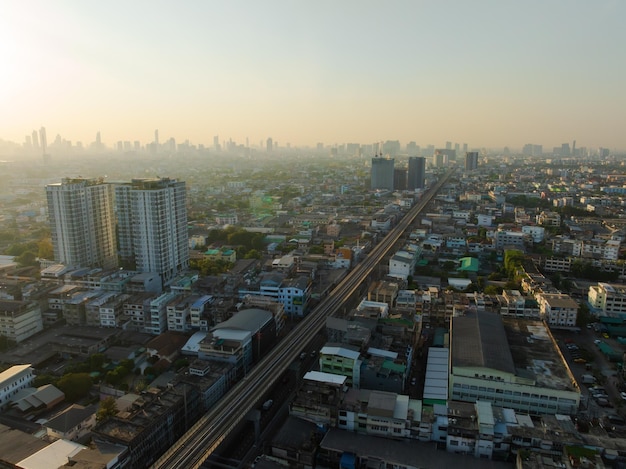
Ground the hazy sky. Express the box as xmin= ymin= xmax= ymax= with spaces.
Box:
xmin=1 ymin=1 xmax=625 ymax=150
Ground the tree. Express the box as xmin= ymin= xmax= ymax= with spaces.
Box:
xmin=96 ymin=396 xmax=118 ymax=422
xmin=37 ymin=238 xmax=53 ymax=259
xmin=57 ymin=373 xmax=92 ymax=402
xmin=89 ymin=353 xmax=106 ymax=371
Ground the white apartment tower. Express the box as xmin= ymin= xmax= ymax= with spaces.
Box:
xmin=115 ymin=178 xmax=189 ymax=285
xmin=46 ymin=178 xmax=117 ymax=269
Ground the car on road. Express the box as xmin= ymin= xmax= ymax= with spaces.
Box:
xmin=620 ymin=391 xmax=626 ymax=401
xmin=594 ymin=339 xmax=602 ymax=345
xmin=411 ymin=377 xmax=416 ymax=386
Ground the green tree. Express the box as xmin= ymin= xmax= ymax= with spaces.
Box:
xmin=57 ymin=373 xmax=92 ymax=402
xmin=37 ymin=238 xmax=54 ymax=259
xmin=96 ymin=396 xmax=118 ymax=421
xmin=89 ymin=353 xmax=106 ymax=371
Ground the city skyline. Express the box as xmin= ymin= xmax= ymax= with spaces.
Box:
xmin=2 ymin=1 xmax=625 ymax=150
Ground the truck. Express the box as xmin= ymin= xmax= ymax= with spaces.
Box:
xmin=581 ymin=374 xmax=596 ymax=384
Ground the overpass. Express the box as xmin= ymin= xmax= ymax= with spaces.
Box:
xmin=152 ymin=168 xmax=456 ymax=468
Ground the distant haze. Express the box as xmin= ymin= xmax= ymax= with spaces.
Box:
xmin=1 ymin=1 xmax=625 ymax=150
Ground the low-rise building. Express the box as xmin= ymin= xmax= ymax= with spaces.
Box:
xmin=536 ymin=293 xmax=578 ymax=327
xmin=0 ymin=364 xmax=34 ymax=409
xmin=0 ymin=300 xmax=43 ymax=343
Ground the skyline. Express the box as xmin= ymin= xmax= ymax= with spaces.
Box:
xmin=2 ymin=1 xmax=625 ymax=150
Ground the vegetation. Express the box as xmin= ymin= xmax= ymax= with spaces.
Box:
xmin=56 ymin=373 xmax=93 ymax=402
xmin=96 ymin=396 xmax=118 ymax=421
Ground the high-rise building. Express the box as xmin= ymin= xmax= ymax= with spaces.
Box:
xmin=266 ymin=137 xmax=273 ymax=152
xmin=46 ymin=178 xmax=117 ymax=269
xmin=407 ymin=156 xmax=426 ymax=190
xmin=394 ymin=168 xmax=407 ymax=191
xmin=370 ymin=157 xmax=394 ymax=190
xmin=31 ymin=130 xmax=39 ymax=150
xmin=465 ymin=151 xmax=479 ymax=171
xmin=115 ymin=178 xmax=189 ymax=286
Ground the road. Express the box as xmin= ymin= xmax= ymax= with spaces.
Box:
xmin=151 ymin=168 xmax=456 ymax=469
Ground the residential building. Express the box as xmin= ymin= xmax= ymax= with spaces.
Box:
xmin=494 ymin=230 xmax=529 ymax=250
xmin=115 ymin=178 xmax=189 ymax=286
xmin=370 ymin=157 xmax=394 ymax=191
xmin=0 ymin=300 xmax=43 ymax=343
xmin=521 ymin=225 xmax=545 ymax=243
xmin=46 ymin=177 xmax=117 ymax=269
xmin=536 ymin=293 xmax=579 ymax=327
xmin=278 ymin=276 xmax=311 ymax=317
xmin=319 ymin=344 xmax=362 ymax=388
xmin=0 ymin=364 xmax=34 ymax=409
xmin=588 ymin=282 xmax=626 ymax=315
xmin=45 ymin=404 xmax=96 ymax=441
xmin=407 ymin=156 xmax=426 ymax=190
xmin=465 ymin=152 xmax=478 ymax=171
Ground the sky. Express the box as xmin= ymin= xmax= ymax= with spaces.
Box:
xmin=1 ymin=0 xmax=625 ymax=150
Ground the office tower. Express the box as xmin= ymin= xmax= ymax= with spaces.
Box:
xmin=213 ymin=135 xmax=220 ymax=151
xmin=394 ymin=168 xmax=407 ymax=191
xmin=434 ymin=148 xmax=456 ymax=167
xmin=465 ymin=151 xmax=479 ymax=171
xmin=445 ymin=141 xmax=452 ymax=150
xmin=408 ymin=156 xmax=426 ymax=190
xmin=31 ymin=130 xmax=39 ymax=150
xmin=462 ymin=143 xmax=468 ymax=153
xmin=39 ymin=127 xmax=47 ymax=153
xmin=115 ymin=178 xmax=189 ymax=286
xmin=46 ymin=178 xmax=117 ymax=269
xmin=266 ymin=137 xmax=273 ymax=152
xmin=154 ymin=129 xmax=159 ymax=146
xmin=370 ymin=157 xmax=395 ymax=190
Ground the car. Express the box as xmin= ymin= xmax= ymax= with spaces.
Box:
xmin=411 ymin=377 xmax=416 ymax=386
xmin=594 ymin=339 xmax=602 ymax=344
xmin=310 ymin=350 xmax=317 ymax=358
xmin=574 ymin=358 xmax=587 ymax=364
xmin=603 ymin=333 xmax=610 ymax=339
xmin=299 ymin=352 xmax=307 ymax=360
xmin=621 ymin=392 xmax=626 ymax=401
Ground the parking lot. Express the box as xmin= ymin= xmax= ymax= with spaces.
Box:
xmin=552 ymin=325 xmax=626 ymax=419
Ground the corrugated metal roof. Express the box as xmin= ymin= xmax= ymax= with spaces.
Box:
xmin=451 ymin=311 xmax=516 ymax=375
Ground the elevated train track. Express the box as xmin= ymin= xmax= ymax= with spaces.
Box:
xmin=152 ymin=168 xmax=455 ymax=469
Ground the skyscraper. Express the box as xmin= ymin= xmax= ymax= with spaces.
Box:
xmin=115 ymin=178 xmax=189 ymax=285
xmin=407 ymin=156 xmax=426 ymax=190
xmin=46 ymin=178 xmax=117 ymax=269
xmin=465 ymin=151 xmax=479 ymax=171
xmin=370 ymin=157 xmax=395 ymax=190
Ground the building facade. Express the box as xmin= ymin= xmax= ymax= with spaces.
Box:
xmin=115 ymin=178 xmax=189 ymax=286
xmin=370 ymin=157 xmax=395 ymax=191
xmin=46 ymin=178 xmax=117 ymax=269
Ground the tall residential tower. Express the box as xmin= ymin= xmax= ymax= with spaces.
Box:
xmin=407 ymin=156 xmax=426 ymax=190
xmin=46 ymin=178 xmax=117 ymax=269
xmin=115 ymin=178 xmax=189 ymax=285
xmin=370 ymin=156 xmax=395 ymax=191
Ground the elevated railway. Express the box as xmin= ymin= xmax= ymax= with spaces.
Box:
xmin=152 ymin=168 xmax=455 ymax=468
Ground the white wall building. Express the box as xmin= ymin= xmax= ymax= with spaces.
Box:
xmin=46 ymin=178 xmax=117 ymax=269
xmin=115 ymin=178 xmax=189 ymax=286
xmin=0 ymin=364 xmax=34 ymax=409
xmin=0 ymin=300 xmax=43 ymax=343
xmin=536 ymin=293 xmax=578 ymax=327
